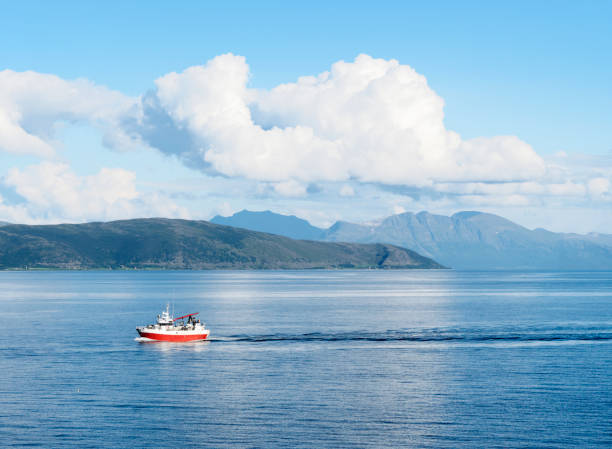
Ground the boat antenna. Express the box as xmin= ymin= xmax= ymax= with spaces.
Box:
xmin=171 ymin=289 xmax=175 ymax=319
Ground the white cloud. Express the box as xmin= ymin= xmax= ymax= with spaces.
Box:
xmin=1 ymin=56 xmax=609 ymax=232
xmin=6 ymin=163 xmax=137 ymax=212
xmin=0 ymin=55 xmax=561 ymax=191
xmin=0 ymin=162 xmax=188 ymax=223
xmin=273 ymin=179 xmax=307 ymax=197
xmin=0 ymin=70 xmax=136 ymax=157
xmin=134 ymin=53 xmax=546 ymax=186
xmin=215 ymin=201 xmax=235 ymax=218
xmin=433 ymin=180 xmax=588 ymax=197
xmin=587 ymin=177 xmax=610 ymax=196
xmin=0 ymin=195 xmax=30 ymax=224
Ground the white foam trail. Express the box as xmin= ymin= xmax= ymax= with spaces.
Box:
xmin=134 ymin=337 xmax=155 ymax=342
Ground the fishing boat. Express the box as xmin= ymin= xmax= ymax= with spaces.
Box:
xmin=136 ymin=304 xmax=210 ymax=342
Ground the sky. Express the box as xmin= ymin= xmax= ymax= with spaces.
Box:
xmin=0 ymin=0 xmax=611 ymax=233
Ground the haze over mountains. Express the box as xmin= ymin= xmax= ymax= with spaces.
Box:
xmin=212 ymin=210 xmax=612 ymax=270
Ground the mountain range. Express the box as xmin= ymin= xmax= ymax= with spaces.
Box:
xmin=212 ymin=210 xmax=612 ymax=270
xmin=0 ymin=218 xmax=442 ymax=270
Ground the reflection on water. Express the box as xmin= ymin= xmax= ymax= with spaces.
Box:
xmin=136 ymin=338 xmax=211 ymax=353
xmin=1 ymin=270 xmax=611 ymax=448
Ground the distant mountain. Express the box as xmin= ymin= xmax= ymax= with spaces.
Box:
xmin=215 ymin=210 xmax=612 ymax=270
xmin=0 ymin=218 xmax=443 ymax=270
xmin=583 ymin=232 xmax=612 ymax=248
xmin=325 ymin=211 xmax=612 ymax=270
xmin=212 ymin=210 xmax=324 ymax=240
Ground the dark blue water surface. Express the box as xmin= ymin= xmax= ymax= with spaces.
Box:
xmin=1 ymin=270 xmax=611 ymax=448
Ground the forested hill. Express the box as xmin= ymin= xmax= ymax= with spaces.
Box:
xmin=0 ymin=218 xmax=443 ymax=270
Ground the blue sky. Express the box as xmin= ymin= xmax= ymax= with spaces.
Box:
xmin=0 ymin=1 xmax=611 ymax=232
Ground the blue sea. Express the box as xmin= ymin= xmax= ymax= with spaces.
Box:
xmin=1 ymin=270 xmax=611 ymax=448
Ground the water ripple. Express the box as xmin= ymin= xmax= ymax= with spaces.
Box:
xmin=210 ymin=327 xmax=612 ymax=344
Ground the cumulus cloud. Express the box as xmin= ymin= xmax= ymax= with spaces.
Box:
xmin=587 ymin=177 xmax=610 ymax=196
xmin=0 ymin=55 xmax=548 ymax=187
xmin=0 ymin=70 xmax=136 ymax=157
xmin=0 ymin=162 xmax=188 ymax=223
xmin=128 ymin=53 xmax=545 ymax=186
xmin=272 ymin=180 xmax=307 ymax=197
xmin=119 ymin=91 xmax=204 ymax=169
xmin=2 ymin=54 xmax=608 ymax=226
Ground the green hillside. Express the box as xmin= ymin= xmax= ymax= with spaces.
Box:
xmin=0 ymin=218 xmax=443 ymax=270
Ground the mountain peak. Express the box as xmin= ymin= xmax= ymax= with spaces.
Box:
xmin=208 ymin=208 xmax=612 ymax=269
xmin=211 ymin=209 xmax=324 ymax=241
xmin=451 ymin=211 xmax=526 ymax=231
xmin=451 ymin=211 xmax=485 ymax=219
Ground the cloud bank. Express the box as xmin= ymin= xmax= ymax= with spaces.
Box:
xmin=0 ymin=54 xmax=609 ymax=229
xmin=0 ymin=162 xmax=188 ymax=224
xmin=0 ymin=70 xmax=136 ymax=157
xmin=0 ymin=54 xmax=546 ymax=187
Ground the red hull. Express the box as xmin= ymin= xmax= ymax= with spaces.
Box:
xmin=138 ymin=331 xmax=209 ymax=342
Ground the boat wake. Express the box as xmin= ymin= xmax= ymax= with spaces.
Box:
xmin=209 ymin=327 xmax=612 ymax=345
xmin=134 ymin=337 xmax=155 ymax=342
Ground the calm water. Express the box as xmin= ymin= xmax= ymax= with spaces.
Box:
xmin=1 ymin=270 xmax=611 ymax=448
